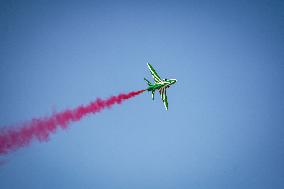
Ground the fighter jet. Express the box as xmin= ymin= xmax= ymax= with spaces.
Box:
xmin=144 ymin=63 xmax=177 ymax=110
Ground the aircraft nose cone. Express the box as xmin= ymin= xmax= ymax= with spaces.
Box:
xmin=169 ymin=79 xmax=177 ymax=84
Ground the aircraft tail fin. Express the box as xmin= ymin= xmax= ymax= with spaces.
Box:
xmin=144 ymin=78 xmax=155 ymax=100
xmin=144 ymin=78 xmax=152 ymax=86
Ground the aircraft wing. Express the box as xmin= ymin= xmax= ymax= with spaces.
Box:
xmin=159 ymin=87 xmax=168 ymax=110
xmin=147 ymin=63 xmax=162 ymax=83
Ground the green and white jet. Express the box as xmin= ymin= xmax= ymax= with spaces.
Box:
xmin=144 ymin=63 xmax=177 ymax=110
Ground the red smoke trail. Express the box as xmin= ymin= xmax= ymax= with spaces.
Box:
xmin=0 ymin=90 xmax=145 ymax=155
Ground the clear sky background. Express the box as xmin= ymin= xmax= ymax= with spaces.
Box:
xmin=0 ymin=0 xmax=283 ymax=188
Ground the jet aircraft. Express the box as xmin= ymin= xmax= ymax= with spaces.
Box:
xmin=144 ymin=63 xmax=177 ymax=110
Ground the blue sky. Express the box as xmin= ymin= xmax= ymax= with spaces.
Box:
xmin=0 ymin=0 xmax=283 ymax=188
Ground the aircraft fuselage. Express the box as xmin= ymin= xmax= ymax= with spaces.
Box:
xmin=147 ymin=79 xmax=176 ymax=92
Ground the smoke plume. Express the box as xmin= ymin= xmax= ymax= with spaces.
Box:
xmin=0 ymin=90 xmax=145 ymax=155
